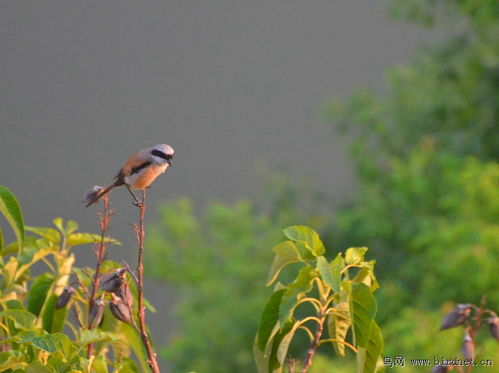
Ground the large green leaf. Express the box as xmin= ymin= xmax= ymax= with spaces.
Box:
xmin=357 ymin=321 xmax=384 ymax=373
xmin=329 ymin=253 xmax=344 ymax=293
xmin=257 ymin=289 xmax=286 ymax=351
xmin=18 ymin=333 xmax=73 ymax=357
xmin=350 ymin=283 xmax=377 ymax=348
xmin=316 ymin=256 xmax=336 ymax=291
xmin=25 ymin=227 xmax=61 ymax=245
xmin=266 ymin=241 xmax=301 ymax=286
xmin=66 ymin=233 xmax=121 ymax=248
xmin=0 ymin=186 xmax=24 ymax=247
xmin=327 ymin=300 xmax=351 ymax=357
xmin=27 ymin=273 xmax=55 ymax=317
xmin=42 ymin=295 xmax=68 ymax=333
xmin=0 ymin=309 xmax=36 ymax=329
xmin=270 ymin=318 xmax=299 ymax=371
xmin=279 ymin=266 xmax=317 ymax=322
xmin=283 ymin=226 xmax=325 ymax=257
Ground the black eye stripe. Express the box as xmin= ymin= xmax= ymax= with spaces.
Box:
xmin=151 ymin=149 xmax=173 ymax=160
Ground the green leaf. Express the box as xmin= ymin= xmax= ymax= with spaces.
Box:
xmin=65 ymin=220 xmax=78 ymax=235
xmin=266 ymin=241 xmax=301 ymax=286
xmin=283 ymin=226 xmax=325 ymax=257
xmin=47 ymin=356 xmax=71 ymax=373
xmin=257 ymin=289 xmax=286 ymax=351
xmin=316 ymin=256 xmax=336 ymax=291
xmin=0 ymin=309 xmax=36 ymax=329
xmin=350 ymin=283 xmax=377 ymax=348
xmin=0 ymin=228 xmax=4 ymax=253
xmin=90 ymin=355 xmax=108 ymax=373
xmin=16 ymin=248 xmax=55 ymax=281
xmin=42 ymin=295 xmax=68 ymax=333
xmin=270 ymin=319 xmax=299 ymax=370
xmin=27 ymin=273 xmax=55 ymax=317
xmin=119 ymin=324 xmax=148 ymax=373
xmin=327 ymin=300 xmax=351 ymax=357
xmin=345 ymin=247 xmax=368 ymax=265
xmin=25 ymin=227 xmax=61 ymax=244
xmin=18 ymin=333 xmax=73 ymax=357
xmin=79 ymin=329 xmax=108 ymax=346
xmin=115 ymin=357 xmax=140 ymax=373
xmin=0 ymin=350 xmax=27 ymax=371
xmin=279 ymin=266 xmax=317 ymax=322
xmin=66 ymin=233 xmax=121 ymax=248
xmin=27 ymin=361 xmax=56 ymax=373
xmin=52 ymin=218 xmax=64 ymax=233
xmin=0 ymin=186 xmax=24 ymax=248
xmin=357 ymin=321 xmax=384 ymax=373
xmin=329 ymin=253 xmax=344 ymax=293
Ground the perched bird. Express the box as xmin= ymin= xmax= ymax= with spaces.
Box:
xmin=84 ymin=144 xmax=174 ymax=207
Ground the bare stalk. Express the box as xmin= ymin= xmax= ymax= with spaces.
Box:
xmin=133 ymin=189 xmax=160 ymax=373
xmin=300 ymin=311 xmax=325 ymax=373
xmin=88 ymin=195 xmax=111 ymax=357
xmin=300 ymin=279 xmax=330 ymax=373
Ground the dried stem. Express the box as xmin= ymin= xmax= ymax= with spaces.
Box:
xmin=133 ymin=189 xmax=161 ymax=373
xmin=88 ymin=195 xmax=111 ymax=357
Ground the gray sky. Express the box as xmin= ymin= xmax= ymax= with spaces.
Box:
xmin=0 ymin=1 xmax=434 ymax=369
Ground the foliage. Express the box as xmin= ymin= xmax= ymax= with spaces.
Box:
xmin=325 ymin=0 xmax=499 ymax=370
xmin=145 ymin=175 xmax=328 ymax=373
xmin=255 ymin=225 xmax=383 ymax=373
xmin=0 ymin=186 xmax=146 ymax=372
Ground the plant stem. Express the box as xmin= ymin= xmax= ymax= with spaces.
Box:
xmin=88 ymin=195 xmax=111 ymax=357
xmin=134 ymin=190 xmax=160 ymax=373
xmin=300 ymin=310 xmax=325 ymax=373
xmin=300 ymin=280 xmax=331 ymax=373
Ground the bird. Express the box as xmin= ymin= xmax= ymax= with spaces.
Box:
xmin=84 ymin=144 xmax=174 ymax=207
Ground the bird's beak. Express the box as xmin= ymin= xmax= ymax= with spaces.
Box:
xmin=167 ymin=159 xmax=172 ymax=166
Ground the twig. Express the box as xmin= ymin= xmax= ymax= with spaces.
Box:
xmin=121 ymin=261 xmax=139 ymax=285
xmin=300 ymin=311 xmax=325 ymax=373
xmin=88 ymin=195 xmax=112 ymax=357
xmin=133 ymin=189 xmax=161 ymax=373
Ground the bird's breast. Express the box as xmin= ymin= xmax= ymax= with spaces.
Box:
xmin=125 ymin=164 xmax=168 ymax=190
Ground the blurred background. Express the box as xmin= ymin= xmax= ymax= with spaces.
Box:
xmin=1 ymin=0 xmax=498 ymax=372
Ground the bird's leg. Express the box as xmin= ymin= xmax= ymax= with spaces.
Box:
xmin=126 ymin=186 xmax=142 ymax=207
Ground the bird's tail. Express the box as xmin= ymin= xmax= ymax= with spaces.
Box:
xmin=84 ymin=184 xmax=116 ymax=208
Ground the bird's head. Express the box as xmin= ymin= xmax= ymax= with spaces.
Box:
xmin=150 ymin=144 xmax=174 ymax=166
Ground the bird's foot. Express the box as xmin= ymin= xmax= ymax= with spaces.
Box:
xmin=132 ymin=200 xmax=144 ymax=208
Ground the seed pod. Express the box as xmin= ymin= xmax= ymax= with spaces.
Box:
xmin=88 ymin=298 xmax=105 ymax=329
xmin=488 ymin=316 xmax=499 ymax=341
xmin=115 ymin=284 xmax=133 ymax=307
xmin=461 ymin=330 xmax=475 ymax=361
xmin=55 ymin=285 xmax=76 ymax=309
xmin=100 ymin=268 xmax=127 ymax=293
xmin=109 ymin=293 xmax=132 ymax=324
xmin=440 ymin=304 xmax=471 ymax=330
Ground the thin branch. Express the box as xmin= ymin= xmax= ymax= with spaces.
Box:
xmin=300 ymin=310 xmax=326 ymax=373
xmin=88 ymin=195 xmax=111 ymax=357
xmin=121 ymin=261 xmax=139 ymax=285
xmin=133 ymin=189 xmax=161 ymax=373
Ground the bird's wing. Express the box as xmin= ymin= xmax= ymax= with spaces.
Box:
xmin=121 ymin=148 xmax=151 ymax=176
xmin=113 ymin=148 xmax=151 ymax=185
